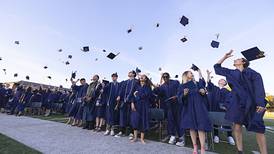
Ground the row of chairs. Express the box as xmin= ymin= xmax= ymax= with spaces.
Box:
xmin=149 ymin=108 xmax=232 ymax=150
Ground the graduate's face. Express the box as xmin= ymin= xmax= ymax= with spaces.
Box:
xmin=186 ymin=71 xmax=194 ymax=80
xmin=112 ymin=76 xmax=118 ymax=81
xmin=218 ymin=79 xmax=227 ymax=87
xmin=140 ymin=75 xmax=147 ymax=82
xmin=92 ymin=75 xmax=99 ymax=81
xmin=80 ymin=80 xmax=86 ymax=85
xmin=233 ymin=58 xmax=244 ymax=67
xmin=128 ymin=72 xmax=135 ymax=78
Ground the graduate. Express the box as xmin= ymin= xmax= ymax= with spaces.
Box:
xmin=0 ymin=83 xmax=6 ymax=112
xmin=65 ymin=91 xmax=76 ymax=116
xmin=206 ymin=70 xmax=235 ymax=145
xmin=44 ymin=87 xmax=60 ymax=117
xmin=16 ymin=87 xmax=33 ymax=116
xmin=6 ymin=83 xmax=23 ymax=115
xmin=115 ymin=70 xmax=139 ymax=139
xmin=66 ymin=78 xmax=88 ymax=126
xmin=104 ymin=73 xmax=120 ymax=136
xmin=178 ymin=69 xmax=212 ymax=154
xmin=94 ymin=77 xmax=107 ymax=132
xmin=214 ymin=50 xmax=267 ymax=154
xmin=28 ymin=89 xmax=43 ymax=115
xmin=154 ymin=73 xmax=184 ymax=146
xmin=130 ymin=74 xmax=153 ymax=144
xmin=82 ymin=75 xmax=102 ymax=130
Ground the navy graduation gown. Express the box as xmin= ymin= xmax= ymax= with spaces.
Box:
xmin=131 ymin=84 xmax=152 ymax=132
xmin=155 ymin=79 xmax=182 ymax=136
xmin=105 ymin=81 xmax=120 ymax=125
xmin=206 ymin=81 xmax=231 ymax=112
xmin=179 ymin=80 xmax=212 ymax=132
xmin=214 ymin=64 xmax=266 ymax=133
xmin=118 ymin=79 xmax=139 ymax=127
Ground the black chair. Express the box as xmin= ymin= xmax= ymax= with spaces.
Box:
xmin=149 ymin=108 xmax=165 ymax=140
xmin=208 ymin=112 xmax=233 ymax=150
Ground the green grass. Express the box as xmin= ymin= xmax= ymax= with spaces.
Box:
xmin=0 ymin=133 xmax=41 ymax=154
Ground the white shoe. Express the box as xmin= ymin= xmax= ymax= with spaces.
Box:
xmin=168 ymin=136 xmax=176 ymax=144
xmin=213 ymin=136 xmax=220 ymax=143
xmin=110 ymin=130 xmax=115 ymax=136
xmin=104 ymin=130 xmax=110 ymax=136
xmin=175 ymin=140 xmax=185 ymax=147
xmin=129 ymin=133 xmax=134 ymax=140
xmin=114 ymin=131 xmax=123 ymax=138
xmin=227 ymin=136 xmax=235 ymax=145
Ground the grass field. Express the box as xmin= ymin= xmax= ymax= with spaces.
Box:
xmin=0 ymin=133 xmax=41 ymax=154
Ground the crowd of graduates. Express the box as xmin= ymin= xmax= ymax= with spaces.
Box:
xmin=0 ymin=50 xmax=268 ymax=154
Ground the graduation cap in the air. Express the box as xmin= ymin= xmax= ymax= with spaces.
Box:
xmin=107 ymin=52 xmax=120 ymax=60
xmin=65 ymin=61 xmax=70 ymax=65
xmin=58 ymin=49 xmax=62 ymax=52
xmin=175 ymin=75 xmax=179 ymax=78
xmin=0 ymin=57 xmax=2 ymax=61
xmin=26 ymin=76 xmax=30 ymax=80
xmin=68 ymin=55 xmax=72 ymax=59
xmin=158 ymin=67 xmax=162 ymax=71
xmin=180 ymin=37 xmax=187 ymax=43
xmin=102 ymin=80 xmax=110 ymax=85
xmin=44 ymin=66 xmax=48 ymax=69
xmin=191 ymin=64 xmax=200 ymax=71
xmin=47 ymin=76 xmax=52 ymax=79
xmin=3 ymin=69 xmax=6 ymax=75
xmin=136 ymin=67 xmax=141 ymax=73
xmin=14 ymin=73 xmax=18 ymax=77
xmin=71 ymin=71 xmax=77 ymax=79
xmin=127 ymin=28 xmax=132 ymax=33
xmin=95 ymin=58 xmax=98 ymax=61
xmin=180 ymin=16 xmax=189 ymax=26
xmin=81 ymin=46 xmax=89 ymax=52
xmin=211 ymin=40 xmax=220 ymax=48
xmin=241 ymin=47 xmax=265 ymax=61
xmin=65 ymin=78 xmax=68 ymax=82
xmin=156 ymin=23 xmax=160 ymax=27
xmin=138 ymin=46 xmax=143 ymax=50
xmin=102 ymin=49 xmax=106 ymax=52
xmin=211 ymin=34 xmax=220 ymax=48
xmin=14 ymin=41 xmax=20 ymax=45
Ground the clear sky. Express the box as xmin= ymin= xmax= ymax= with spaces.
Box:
xmin=0 ymin=0 xmax=273 ymax=93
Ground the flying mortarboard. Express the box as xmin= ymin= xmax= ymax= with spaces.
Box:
xmin=14 ymin=41 xmax=20 ymax=45
xmin=156 ymin=23 xmax=160 ymax=27
xmin=136 ymin=67 xmax=141 ymax=73
xmin=68 ymin=55 xmax=72 ymax=59
xmin=47 ymin=76 xmax=52 ymax=79
xmin=107 ymin=52 xmax=120 ymax=60
xmin=14 ymin=73 xmax=18 ymax=77
xmin=0 ymin=57 xmax=2 ymax=60
xmin=211 ymin=40 xmax=220 ymax=48
xmin=71 ymin=71 xmax=77 ymax=79
xmin=65 ymin=61 xmax=70 ymax=65
xmin=175 ymin=75 xmax=179 ymax=78
xmin=81 ymin=46 xmax=89 ymax=52
xmin=102 ymin=80 xmax=110 ymax=84
xmin=180 ymin=37 xmax=187 ymax=43
xmin=26 ymin=76 xmax=30 ymax=80
xmin=58 ymin=49 xmax=62 ymax=52
xmin=138 ymin=46 xmax=143 ymax=50
xmin=127 ymin=28 xmax=132 ymax=33
xmin=180 ymin=16 xmax=189 ymax=26
xmin=3 ymin=69 xmax=6 ymax=75
xmin=241 ymin=47 xmax=265 ymax=61
xmin=191 ymin=64 xmax=199 ymax=71
xmin=102 ymin=49 xmax=106 ymax=52
xmin=44 ymin=66 xmax=48 ymax=69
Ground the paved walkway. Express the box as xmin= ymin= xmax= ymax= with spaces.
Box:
xmin=0 ymin=113 xmax=215 ymax=154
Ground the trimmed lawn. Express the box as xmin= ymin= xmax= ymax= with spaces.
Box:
xmin=0 ymin=133 xmax=41 ymax=154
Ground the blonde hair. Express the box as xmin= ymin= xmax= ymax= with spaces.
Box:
xmin=182 ymin=71 xmax=190 ymax=84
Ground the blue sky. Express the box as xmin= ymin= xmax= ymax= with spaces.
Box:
xmin=0 ymin=0 xmax=274 ymax=93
